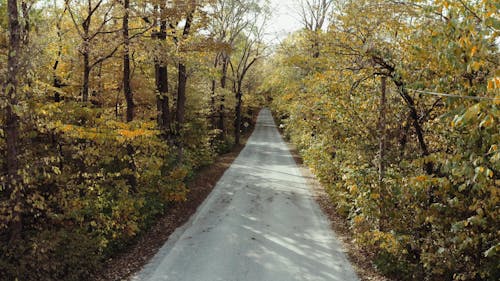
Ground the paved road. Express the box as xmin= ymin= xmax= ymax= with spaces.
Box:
xmin=132 ymin=109 xmax=359 ymax=281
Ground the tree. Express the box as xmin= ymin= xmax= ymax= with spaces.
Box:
xmin=268 ymin=0 xmax=499 ymax=279
xmin=229 ymin=12 xmax=266 ymax=145
xmin=294 ymin=0 xmax=333 ymax=58
xmin=208 ymin=0 xmax=257 ymax=136
xmin=2 ymin=0 xmax=23 ymax=244
xmin=122 ymin=0 xmax=133 ymax=122
xmin=168 ymin=0 xmax=200 ymax=160
xmin=65 ymin=0 xmax=121 ymax=102
xmin=51 ymin=3 xmax=67 ymax=102
xmin=152 ymin=4 xmax=171 ymax=138
xmin=0 ymin=0 xmax=264 ymax=279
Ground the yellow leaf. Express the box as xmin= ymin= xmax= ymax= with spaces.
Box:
xmin=353 ymin=216 xmax=364 ymax=225
xmin=489 ymin=145 xmax=498 ymax=153
xmin=471 ymin=61 xmax=481 ymax=72
xmin=494 ymin=96 xmax=500 ymax=106
xmin=415 ymin=175 xmax=427 ymax=182
xmin=488 ymin=80 xmax=494 ymax=90
xmin=470 ymin=46 xmax=478 ymax=57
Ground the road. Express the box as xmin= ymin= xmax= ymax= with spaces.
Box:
xmin=132 ymin=108 xmax=359 ymax=281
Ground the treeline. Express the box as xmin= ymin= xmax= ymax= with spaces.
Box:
xmin=0 ymin=0 xmax=266 ymax=279
xmin=266 ymin=0 xmax=498 ymax=280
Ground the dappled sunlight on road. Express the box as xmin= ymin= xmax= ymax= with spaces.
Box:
xmin=132 ymin=109 xmax=358 ymax=281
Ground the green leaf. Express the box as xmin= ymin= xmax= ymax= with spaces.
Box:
xmin=484 ymin=243 xmax=499 ymax=258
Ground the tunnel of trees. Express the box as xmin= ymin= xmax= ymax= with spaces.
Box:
xmin=0 ymin=0 xmax=498 ymax=280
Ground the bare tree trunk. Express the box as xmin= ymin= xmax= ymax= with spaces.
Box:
xmin=82 ymin=49 xmax=90 ymax=102
xmin=234 ymin=85 xmax=242 ymax=145
xmin=21 ymin=1 xmax=29 ymax=43
xmin=156 ymin=64 xmax=170 ymax=133
xmin=232 ymin=53 xmax=258 ymax=145
xmin=153 ymin=15 xmax=171 ymax=138
xmin=176 ymin=62 xmax=187 ymax=135
xmin=53 ymin=35 xmax=64 ymax=101
xmin=175 ymin=11 xmax=194 ymax=160
xmin=312 ymin=37 xmax=320 ymax=58
xmin=122 ymin=0 xmax=137 ymax=192
xmin=81 ymin=1 xmax=92 ymax=102
xmin=5 ymin=0 xmax=22 ymax=244
xmin=123 ymin=0 xmax=133 ymax=122
xmin=372 ymin=54 xmax=433 ymax=175
xmin=53 ymin=7 xmax=66 ymax=102
xmin=210 ymin=55 xmax=219 ymax=129
xmin=393 ymin=79 xmax=433 ymax=175
xmin=218 ymin=55 xmax=228 ymax=135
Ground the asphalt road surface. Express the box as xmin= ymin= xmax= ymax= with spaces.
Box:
xmin=132 ymin=108 xmax=359 ymax=281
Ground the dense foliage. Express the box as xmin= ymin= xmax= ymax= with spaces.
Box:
xmin=267 ymin=0 xmax=499 ymax=280
xmin=2 ymin=0 xmax=499 ymax=280
xmin=0 ymin=0 xmax=265 ymax=279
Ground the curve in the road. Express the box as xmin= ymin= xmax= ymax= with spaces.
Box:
xmin=132 ymin=108 xmax=359 ymax=281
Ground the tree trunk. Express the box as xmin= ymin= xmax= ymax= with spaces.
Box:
xmin=312 ymin=38 xmax=320 ymax=58
xmin=175 ymin=62 xmax=187 ymax=160
xmin=20 ymin=1 xmax=29 ymax=44
xmin=393 ymin=79 xmax=433 ymax=175
xmin=234 ymin=86 xmax=242 ymax=145
xmin=5 ymin=0 xmax=22 ymax=244
xmin=218 ymin=56 xmax=228 ymax=135
xmin=154 ymin=21 xmax=171 ymax=138
xmin=176 ymin=62 xmax=187 ymax=135
xmin=232 ymin=55 xmax=258 ymax=145
xmin=81 ymin=7 xmax=91 ymax=102
xmin=82 ymin=44 xmax=90 ymax=102
xmin=156 ymin=65 xmax=170 ymax=132
xmin=53 ymin=60 xmax=62 ymax=102
xmin=122 ymin=0 xmax=137 ymax=192
xmin=53 ymin=8 xmax=65 ymax=102
xmin=210 ymin=55 xmax=219 ymax=129
xmin=175 ymin=11 xmax=194 ymax=160
xmin=123 ymin=0 xmax=133 ymax=122
xmin=371 ymin=54 xmax=433 ymax=174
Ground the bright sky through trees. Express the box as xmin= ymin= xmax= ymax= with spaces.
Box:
xmin=265 ymin=0 xmax=303 ymax=43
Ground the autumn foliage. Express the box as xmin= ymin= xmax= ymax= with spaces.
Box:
xmin=0 ymin=0 xmax=264 ymax=280
xmin=267 ymin=0 xmax=499 ymax=280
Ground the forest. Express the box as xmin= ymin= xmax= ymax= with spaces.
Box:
xmin=0 ymin=0 xmax=499 ymax=280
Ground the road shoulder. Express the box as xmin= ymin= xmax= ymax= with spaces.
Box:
xmin=284 ymin=141 xmax=393 ymax=281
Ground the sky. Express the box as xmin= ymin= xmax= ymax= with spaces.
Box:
xmin=264 ymin=0 xmax=303 ymax=44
